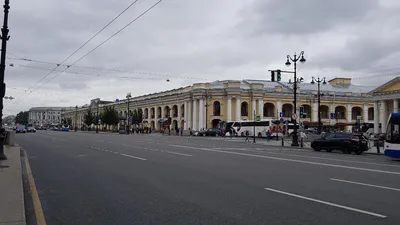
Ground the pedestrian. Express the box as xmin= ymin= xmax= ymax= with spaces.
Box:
xmin=180 ymin=127 xmax=183 ymax=136
xmin=245 ymin=130 xmax=250 ymax=142
xmin=189 ymin=127 xmax=193 ymax=136
xmin=266 ymin=130 xmax=271 ymax=142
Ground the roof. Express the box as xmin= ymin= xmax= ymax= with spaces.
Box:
xmin=368 ymin=77 xmax=400 ymax=94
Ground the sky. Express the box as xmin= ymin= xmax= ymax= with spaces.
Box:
xmin=3 ymin=0 xmax=400 ymax=115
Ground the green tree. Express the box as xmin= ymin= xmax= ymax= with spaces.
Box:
xmin=132 ymin=108 xmax=143 ymax=125
xmin=83 ymin=109 xmax=94 ymax=126
xmin=15 ymin=111 xmax=29 ymax=125
xmin=102 ymin=106 xmax=119 ymax=125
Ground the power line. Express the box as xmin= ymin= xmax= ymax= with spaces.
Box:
xmin=13 ymin=0 xmax=141 ymax=104
xmin=15 ymin=0 xmax=164 ymax=104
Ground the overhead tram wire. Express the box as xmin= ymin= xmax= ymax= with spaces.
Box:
xmin=14 ymin=0 xmax=164 ymax=105
xmin=12 ymin=0 xmax=141 ymax=104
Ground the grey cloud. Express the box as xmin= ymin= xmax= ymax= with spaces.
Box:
xmin=239 ymin=0 xmax=378 ymax=35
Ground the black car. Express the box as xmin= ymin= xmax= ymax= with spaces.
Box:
xmin=197 ymin=128 xmax=221 ymax=136
xmin=311 ymin=133 xmax=368 ymax=155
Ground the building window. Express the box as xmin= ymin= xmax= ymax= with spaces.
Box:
xmin=213 ymin=101 xmax=221 ymax=116
xmin=241 ymin=102 xmax=248 ymax=116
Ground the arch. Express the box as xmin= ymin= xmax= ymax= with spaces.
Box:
xmin=263 ymin=103 xmax=275 ymax=117
xmin=157 ymin=107 xmax=162 ymax=118
xmin=352 ymin=106 xmax=362 ymax=120
xmin=368 ymin=107 xmax=374 ymax=121
xmin=241 ymin=102 xmax=249 ymax=116
xmin=282 ymin=103 xmax=293 ymax=118
xmin=320 ymin=105 xmax=329 ymax=119
xmin=213 ymin=101 xmax=221 ymax=116
xmin=164 ymin=106 xmax=170 ymax=118
xmin=144 ymin=108 xmax=149 ymax=119
xmin=335 ymin=106 xmax=346 ymax=119
xmin=172 ymin=119 xmax=178 ymax=130
xmin=180 ymin=120 xmax=184 ymax=129
xmin=301 ymin=104 xmax=311 ymax=118
xmin=150 ymin=108 xmax=155 ymax=119
xmin=212 ymin=119 xmax=221 ymax=128
xmin=172 ymin=105 xmax=178 ymax=117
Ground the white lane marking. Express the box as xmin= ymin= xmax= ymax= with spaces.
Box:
xmin=115 ymin=143 xmax=192 ymax=157
xmin=258 ymin=150 xmax=400 ymax=168
xmin=120 ymin=153 xmax=147 ymax=161
xmin=264 ymin=188 xmax=386 ymax=218
xmin=170 ymin=145 xmax=400 ymax=175
xmin=330 ymin=178 xmax=400 ymax=192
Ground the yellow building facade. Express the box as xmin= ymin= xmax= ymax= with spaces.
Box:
xmin=62 ymin=77 xmax=400 ymax=133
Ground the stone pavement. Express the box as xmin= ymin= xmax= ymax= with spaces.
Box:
xmin=0 ymin=146 xmax=26 ymax=225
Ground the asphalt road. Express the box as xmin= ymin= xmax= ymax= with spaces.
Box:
xmin=16 ymin=131 xmax=400 ymax=225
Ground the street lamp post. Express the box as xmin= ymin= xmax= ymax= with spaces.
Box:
xmin=126 ymin=93 xmax=131 ymax=134
xmin=75 ymin=105 xmax=78 ymax=132
xmin=285 ymin=51 xmax=306 ymax=147
xmin=96 ymin=100 xmax=99 ymax=133
xmin=311 ymin=77 xmax=326 ymax=133
xmin=0 ymin=0 xmax=10 ymax=160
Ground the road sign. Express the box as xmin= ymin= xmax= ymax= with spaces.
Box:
xmin=279 ymin=112 xmax=284 ymax=118
xmin=330 ymin=113 xmax=336 ymax=119
xmin=279 ymin=118 xmax=284 ymax=123
xmin=129 ymin=116 xmax=133 ymax=121
xmin=285 ymin=120 xmax=289 ymax=125
xmin=255 ymin=114 xmax=261 ymax=122
xmin=98 ymin=119 xmax=101 ymax=124
xmin=292 ymin=114 xmax=298 ymax=120
xmin=159 ymin=119 xmax=164 ymax=123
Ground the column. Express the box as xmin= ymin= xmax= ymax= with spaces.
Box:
xmin=147 ymin=108 xmax=151 ymax=122
xmin=199 ymin=98 xmax=204 ymax=130
xmin=235 ymin=97 xmax=241 ymax=121
xmin=363 ymin=103 xmax=368 ymax=122
xmin=252 ymin=99 xmax=256 ymax=120
xmin=329 ymin=103 xmax=335 ymax=125
xmin=380 ymin=100 xmax=387 ymax=133
xmin=227 ymin=97 xmax=232 ymax=121
xmin=347 ymin=104 xmax=352 ymax=132
xmin=155 ymin=106 xmax=159 ymax=130
xmin=193 ymin=99 xmax=198 ymax=131
xmin=313 ymin=102 xmax=318 ymax=122
xmin=161 ymin=106 xmax=165 ymax=120
xmin=188 ymin=100 xmax=192 ymax=130
xmin=374 ymin=101 xmax=379 ymax=134
xmin=394 ymin=99 xmax=399 ymax=113
xmin=258 ymin=98 xmax=263 ymax=116
xmin=184 ymin=101 xmax=188 ymax=130
xmin=277 ymin=101 xmax=282 ymax=119
xmin=177 ymin=103 xmax=182 ymax=128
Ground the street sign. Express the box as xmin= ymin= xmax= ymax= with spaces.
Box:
xmin=330 ymin=113 xmax=336 ymax=119
xmin=292 ymin=114 xmax=298 ymax=120
xmin=98 ymin=119 xmax=101 ymax=124
xmin=279 ymin=112 xmax=284 ymax=118
xmin=285 ymin=121 xmax=289 ymax=125
xmin=159 ymin=119 xmax=164 ymax=123
xmin=255 ymin=114 xmax=261 ymax=122
xmin=280 ymin=118 xmax=284 ymax=123
xmin=129 ymin=116 xmax=133 ymax=121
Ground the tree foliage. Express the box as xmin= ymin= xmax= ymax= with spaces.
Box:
xmin=102 ymin=106 xmax=119 ymax=125
xmin=132 ymin=108 xmax=143 ymax=125
xmin=15 ymin=111 xmax=29 ymax=125
xmin=83 ymin=109 xmax=94 ymax=126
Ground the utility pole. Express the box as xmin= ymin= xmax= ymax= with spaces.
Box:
xmin=126 ymin=93 xmax=131 ymax=134
xmin=75 ymin=106 xmax=78 ymax=132
xmin=205 ymin=90 xmax=209 ymax=129
xmin=96 ymin=100 xmax=99 ymax=133
xmin=0 ymin=0 xmax=10 ymax=160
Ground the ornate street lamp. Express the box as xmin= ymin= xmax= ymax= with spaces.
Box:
xmin=311 ymin=76 xmax=326 ymax=133
xmin=285 ymin=51 xmax=306 ymax=146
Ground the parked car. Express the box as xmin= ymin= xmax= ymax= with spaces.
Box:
xmin=311 ymin=132 xmax=368 ymax=155
xmin=16 ymin=125 xmax=26 ymax=133
xmin=26 ymin=126 xmax=36 ymax=133
xmin=196 ymin=128 xmax=221 ymax=136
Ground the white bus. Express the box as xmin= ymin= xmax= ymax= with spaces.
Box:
xmin=224 ymin=119 xmax=299 ymax=137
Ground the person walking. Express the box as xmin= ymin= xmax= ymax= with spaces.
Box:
xmin=245 ymin=130 xmax=250 ymax=142
xmin=266 ymin=130 xmax=271 ymax=142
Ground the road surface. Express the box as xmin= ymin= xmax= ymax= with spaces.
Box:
xmin=17 ymin=131 xmax=400 ymax=225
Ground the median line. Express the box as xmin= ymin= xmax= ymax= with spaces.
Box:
xmin=170 ymin=145 xmax=400 ymax=175
xmin=120 ymin=153 xmax=147 ymax=161
xmin=330 ymin=178 xmax=400 ymax=192
xmin=264 ymin=188 xmax=386 ymax=218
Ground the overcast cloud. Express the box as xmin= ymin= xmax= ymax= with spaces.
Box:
xmin=3 ymin=0 xmax=400 ymax=115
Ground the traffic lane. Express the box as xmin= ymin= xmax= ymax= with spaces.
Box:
xmin=18 ymin=133 xmax=248 ymax=224
xmin=56 ymin=132 xmax=400 ymax=220
xmin=20 ymin=133 xmax=396 ymax=224
xmin=19 ymin=132 xmax=399 ymax=224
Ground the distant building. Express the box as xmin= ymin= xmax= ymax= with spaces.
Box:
xmin=28 ymin=107 xmax=75 ymax=126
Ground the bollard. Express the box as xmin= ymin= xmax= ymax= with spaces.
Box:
xmin=282 ymin=137 xmax=284 ymax=146
xmin=300 ymin=138 xmax=304 ymax=148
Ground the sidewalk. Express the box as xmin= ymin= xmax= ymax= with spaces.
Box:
xmin=0 ymin=146 xmax=26 ymax=225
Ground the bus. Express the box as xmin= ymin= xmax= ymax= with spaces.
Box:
xmin=224 ymin=119 xmax=294 ymax=137
xmin=384 ymin=113 xmax=400 ymax=158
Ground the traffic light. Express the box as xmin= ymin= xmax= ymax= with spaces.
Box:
xmin=299 ymin=106 xmax=304 ymax=118
xmin=271 ymin=71 xmax=275 ymax=81
xmin=277 ymin=70 xmax=281 ymax=81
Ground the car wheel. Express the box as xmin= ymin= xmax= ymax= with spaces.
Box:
xmin=355 ymin=149 xmax=363 ymax=155
xmin=313 ymin=146 xmax=321 ymax=151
